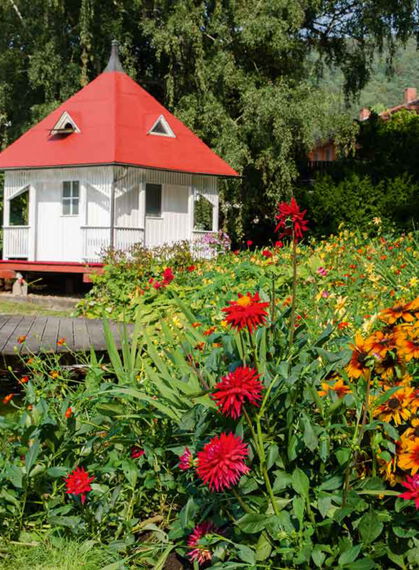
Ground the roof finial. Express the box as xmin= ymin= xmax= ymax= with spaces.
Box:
xmin=104 ymin=39 xmax=124 ymax=73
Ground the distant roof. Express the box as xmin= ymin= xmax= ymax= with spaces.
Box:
xmin=0 ymin=42 xmax=238 ymax=177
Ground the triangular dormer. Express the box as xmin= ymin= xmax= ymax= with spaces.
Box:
xmin=50 ymin=111 xmax=80 ymax=136
xmin=148 ymin=115 xmax=175 ymax=138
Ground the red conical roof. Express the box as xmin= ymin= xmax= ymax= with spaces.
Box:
xmin=0 ymin=70 xmax=238 ymax=177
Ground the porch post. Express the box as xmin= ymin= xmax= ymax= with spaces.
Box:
xmin=212 ymin=193 xmax=219 ymax=232
xmin=109 ymin=177 xmax=115 ymax=248
xmin=28 ymin=184 xmax=37 ymax=259
xmin=188 ymin=185 xmax=195 ymax=238
xmin=3 ymin=193 xmax=10 ymax=260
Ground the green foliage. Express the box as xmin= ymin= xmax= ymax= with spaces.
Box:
xmin=1 ymin=2 xmax=418 ymax=239
xmin=301 ymin=173 xmax=419 ymax=235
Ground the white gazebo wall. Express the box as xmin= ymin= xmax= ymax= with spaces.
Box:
xmin=2 ymin=166 xmax=219 ymax=262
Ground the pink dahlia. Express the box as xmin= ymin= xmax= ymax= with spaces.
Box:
xmin=399 ymin=474 xmax=419 ymax=509
xmin=212 ymin=366 xmax=263 ymax=419
xmin=196 ymin=433 xmax=249 ymax=491
xmin=187 ymin=522 xmax=217 ymax=565
xmin=179 ymin=447 xmax=195 ymax=471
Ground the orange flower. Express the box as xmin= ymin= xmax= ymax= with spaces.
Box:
xmin=318 ymin=378 xmax=351 ymax=398
xmin=379 ymin=300 xmax=416 ymax=325
xmin=346 ymin=334 xmax=371 ymax=379
xmin=398 ymin=439 xmax=419 ymax=474
xmin=373 ymin=387 xmax=418 ymax=425
xmin=337 ymin=322 xmax=349 ymax=330
xmin=378 ymin=455 xmax=400 ymax=487
xmin=65 ymin=407 xmax=73 ymax=418
xmin=50 ymin=370 xmax=60 ymax=379
xmin=396 ymin=325 xmax=419 ymax=362
xmin=192 ymin=322 xmax=202 ymax=328
xmin=400 ymin=419 xmax=419 ymax=449
xmin=203 ymin=327 xmax=216 ymax=336
xmin=17 ymin=335 xmax=27 ymax=344
xmin=19 ymin=376 xmax=29 ymax=384
xmin=374 ymin=351 xmax=404 ymax=380
xmin=2 ymin=393 xmax=14 ymax=404
xmin=365 ymin=330 xmax=396 ymax=358
xmin=57 ymin=338 xmax=66 ymax=346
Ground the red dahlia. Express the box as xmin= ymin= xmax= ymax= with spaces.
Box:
xmin=222 ymin=292 xmax=269 ymax=333
xmin=130 ymin=446 xmax=145 ymax=459
xmin=212 ymin=366 xmax=263 ymax=419
xmin=275 ymin=197 xmax=309 ymax=241
xmin=187 ymin=522 xmax=217 ymax=565
xmin=399 ymin=474 xmax=419 ymax=509
xmin=64 ymin=466 xmax=95 ymax=504
xmin=196 ymin=432 xmax=249 ymax=491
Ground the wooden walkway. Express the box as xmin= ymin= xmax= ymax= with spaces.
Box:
xmin=0 ymin=315 xmax=130 ymax=355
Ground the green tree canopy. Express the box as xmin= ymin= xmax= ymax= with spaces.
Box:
xmin=1 ymin=1 xmax=418 ymax=239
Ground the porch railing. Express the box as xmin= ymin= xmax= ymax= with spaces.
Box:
xmin=3 ymin=226 xmax=30 ymax=258
xmin=81 ymin=226 xmax=145 ymax=262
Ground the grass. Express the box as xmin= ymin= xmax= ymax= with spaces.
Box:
xmin=0 ymin=536 xmax=123 ymax=570
xmin=0 ymin=300 xmax=72 ymax=317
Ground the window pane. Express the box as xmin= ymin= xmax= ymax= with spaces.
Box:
xmin=145 ymin=184 xmax=162 ymax=216
xmin=72 ymin=198 xmax=79 ymax=215
xmin=194 ymin=193 xmax=213 ymax=231
xmin=63 ymin=181 xmax=71 ymax=197
xmin=72 ymin=181 xmax=79 ymax=197
xmin=63 ymin=200 xmax=71 ymax=215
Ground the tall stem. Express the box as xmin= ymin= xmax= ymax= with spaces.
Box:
xmin=289 ymin=233 xmax=298 ymax=347
xmin=255 ymin=416 xmax=279 ymax=516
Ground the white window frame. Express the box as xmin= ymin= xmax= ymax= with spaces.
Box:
xmin=62 ymin=181 xmax=80 ymax=216
xmin=148 ymin=114 xmax=176 ymax=138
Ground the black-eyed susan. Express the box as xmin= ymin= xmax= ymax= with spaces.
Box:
xmin=373 ymin=386 xmax=418 ymax=425
xmin=318 ymin=378 xmax=351 ymax=398
xmin=346 ymin=333 xmax=371 ymax=379
xmin=398 ymin=439 xmax=419 ymax=475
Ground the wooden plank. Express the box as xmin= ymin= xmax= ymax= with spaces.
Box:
xmin=85 ymin=319 xmax=107 ymax=351
xmin=56 ymin=318 xmax=75 ymax=353
xmin=20 ymin=316 xmax=48 ymax=355
xmin=38 ymin=316 xmax=61 ymax=353
xmin=72 ymin=318 xmax=91 ymax=352
xmin=0 ymin=315 xmax=27 ymax=354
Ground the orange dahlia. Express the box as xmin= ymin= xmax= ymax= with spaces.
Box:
xmin=222 ymin=292 xmax=269 ymax=333
xmin=212 ymin=366 xmax=263 ymax=419
xmin=196 ymin=433 xmax=249 ymax=492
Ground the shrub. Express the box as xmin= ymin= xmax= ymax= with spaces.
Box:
xmin=300 ymin=173 xmax=419 ymax=236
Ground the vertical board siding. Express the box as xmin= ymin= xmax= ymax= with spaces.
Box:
xmin=3 ymin=167 xmax=219 ymax=261
xmin=3 ymin=226 xmax=29 ymax=258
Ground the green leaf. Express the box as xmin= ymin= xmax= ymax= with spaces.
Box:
xmin=237 ymin=544 xmax=256 ymax=564
xmin=303 ymin=415 xmax=318 ymax=451
xmin=267 ymin=444 xmax=279 ymax=470
xmin=6 ymin=465 xmax=23 ymax=488
xmin=338 ymin=545 xmax=361 ymax=566
xmin=121 ymin=460 xmax=138 ymax=487
xmin=48 ymin=515 xmax=81 ymax=528
xmin=236 ymin=514 xmax=269 ymax=534
xmin=179 ymin=497 xmax=199 ymax=528
xmin=291 ymin=467 xmax=310 ymax=499
xmin=347 ymin=558 xmax=375 ymax=570
xmin=358 ymin=511 xmax=383 ymax=544
xmin=319 ymin=475 xmax=343 ymax=491
xmin=311 ymin=548 xmax=326 ymax=568
xmin=255 ymin=533 xmax=272 ymax=562
xmin=25 ymin=439 xmax=40 ymax=475
xmin=292 ymin=495 xmax=305 ymax=524
xmin=47 ymin=466 xmax=70 ymax=478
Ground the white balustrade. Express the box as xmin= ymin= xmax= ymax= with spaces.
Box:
xmin=3 ymin=226 xmax=30 ymax=258
xmin=81 ymin=226 xmax=144 ymax=262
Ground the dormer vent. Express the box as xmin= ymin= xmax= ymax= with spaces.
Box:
xmin=50 ymin=111 xmax=80 ymax=136
xmin=148 ymin=115 xmax=175 ymax=138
